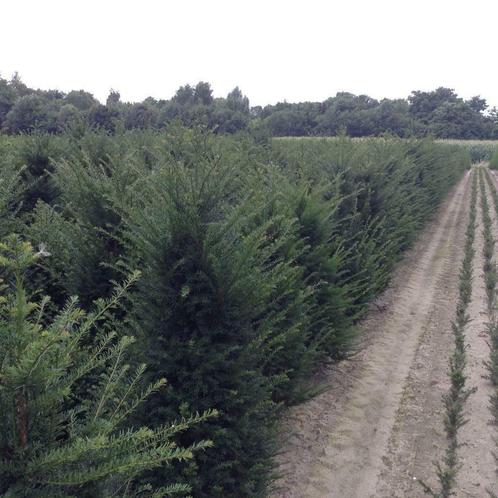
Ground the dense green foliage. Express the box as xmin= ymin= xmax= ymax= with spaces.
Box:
xmin=0 ymin=74 xmax=497 ymax=139
xmin=489 ymin=150 xmax=498 ymax=169
xmin=0 ymin=236 xmax=214 ymax=497
xmin=260 ymin=90 xmax=497 ymax=139
xmin=467 ymin=143 xmax=498 ymax=163
xmin=0 ymin=128 xmax=469 ymax=496
xmin=436 ymin=140 xmax=498 ymax=164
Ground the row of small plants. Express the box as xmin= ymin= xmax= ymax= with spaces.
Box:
xmin=485 ymin=167 xmax=498 ymax=214
xmin=479 ymin=168 xmax=497 ymax=313
xmin=0 ymin=128 xmax=470 ymax=496
xmin=481 ymin=167 xmax=498 ymax=497
xmin=420 ymin=169 xmax=477 ymax=497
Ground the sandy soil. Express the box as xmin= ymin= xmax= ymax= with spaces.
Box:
xmin=270 ymin=173 xmax=471 ymax=498
xmin=456 ymin=171 xmax=498 ymax=497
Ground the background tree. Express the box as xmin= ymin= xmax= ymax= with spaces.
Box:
xmin=173 ymin=85 xmax=195 ymax=106
xmin=0 ymin=77 xmax=16 ymax=128
xmin=9 ymin=72 xmax=31 ymax=98
xmin=408 ymin=87 xmax=460 ymax=123
xmin=0 ymin=75 xmax=495 ymax=139
xmin=56 ymin=103 xmax=81 ymax=130
xmin=65 ymin=89 xmax=98 ymax=111
xmin=193 ymin=81 xmax=214 ymax=106
xmin=430 ymin=100 xmax=489 ymax=138
xmin=125 ymin=103 xmax=159 ymax=129
xmin=3 ymin=95 xmax=48 ymax=133
xmin=226 ymin=86 xmax=249 ymax=113
xmin=106 ymin=88 xmax=121 ymax=107
xmin=467 ymin=95 xmax=487 ymax=113
xmin=87 ymin=103 xmax=119 ymax=133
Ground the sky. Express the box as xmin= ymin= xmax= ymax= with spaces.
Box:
xmin=2 ymin=0 xmax=498 ymax=107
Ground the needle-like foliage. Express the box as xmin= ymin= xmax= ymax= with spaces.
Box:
xmin=0 ymin=235 xmax=215 ymax=497
xmin=0 ymin=128 xmax=471 ymax=496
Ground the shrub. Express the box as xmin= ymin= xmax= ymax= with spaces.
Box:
xmin=0 ymin=235 xmax=214 ymax=497
xmin=0 ymin=129 xmax=470 ymax=496
xmin=490 ymin=150 xmax=498 ymax=170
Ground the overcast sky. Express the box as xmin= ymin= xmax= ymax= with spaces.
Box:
xmin=2 ymin=0 xmax=497 ymax=107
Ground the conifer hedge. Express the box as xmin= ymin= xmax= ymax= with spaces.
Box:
xmin=0 ymin=129 xmax=469 ymax=496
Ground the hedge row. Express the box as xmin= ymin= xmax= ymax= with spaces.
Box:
xmin=0 ymin=129 xmax=469 ymax=496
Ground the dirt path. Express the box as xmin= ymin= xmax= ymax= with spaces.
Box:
xmin=455 ymin=170 xmax=498 ymax=497
xmin=270 ymin=173 xmax=471 ymax=498
xmin=375 ymin=172 xmax=471 ymax=497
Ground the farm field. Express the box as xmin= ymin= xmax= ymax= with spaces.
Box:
xmin=272 ymin=164 xmax=498 ymax=497
xmin=275 ymin=137 xmax=498 ymax=164
xmin=2 ymin=129 xmax=498 ymax=497
xmin=5 ymin=1 xmax=498 ymax=496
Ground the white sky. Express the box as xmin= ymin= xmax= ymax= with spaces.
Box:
xmin=2 ymin=0 xmax=498 ymax=107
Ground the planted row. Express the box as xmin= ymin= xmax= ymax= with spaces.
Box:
xmin=0 ymin=129 xmax=470 ymax=496
xmin=421 ymin=169 xmax=477 ymax=497
xmin=481 ymin=167 xmax=498 ymax=496
xmin=479 ymin=169 xmax=497 ymax=313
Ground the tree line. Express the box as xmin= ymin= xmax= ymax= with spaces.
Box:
xmin=1 ymin=74 xmax=497 ymax=139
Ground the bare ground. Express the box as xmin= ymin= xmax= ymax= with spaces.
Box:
xmin=456 ymin=170 xmax=498 ymax=497
xmin=270 ymin=173 xmax=471 ymax=498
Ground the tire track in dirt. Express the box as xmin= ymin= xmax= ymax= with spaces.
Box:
xmin=270 ymin=173 xmax=470 ymax=498
xmin=456 ymin=168 xmax=498 ymax=497
xmin=374 ymin=171 xmax=471 ymax=497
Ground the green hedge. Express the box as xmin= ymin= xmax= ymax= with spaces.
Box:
xmin=490 ymin=150 xmax=498 ymax=169
xmin=0 ymin=129 xmax=469 ymax=497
